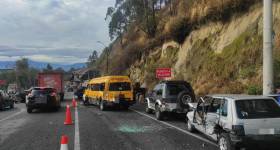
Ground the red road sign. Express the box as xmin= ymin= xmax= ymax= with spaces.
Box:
xmin=156 ymin=68 xmax=171 ymax=78
xmin=0 ymin=80 xmax=6 ymax=85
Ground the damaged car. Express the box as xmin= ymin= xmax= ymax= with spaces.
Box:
xmin=186 ymin=95 xmax=280 ymax=150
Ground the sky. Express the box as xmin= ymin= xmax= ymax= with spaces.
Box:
xmin=0 ymin=0 xmax=114 ymax=64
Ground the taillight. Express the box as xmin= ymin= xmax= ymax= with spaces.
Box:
xmin=232 ymin=125 xmax=245 ymax=136
xmin=51 ymin=92 xmax=56 ymax=96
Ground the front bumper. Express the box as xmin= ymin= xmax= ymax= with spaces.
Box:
xmin=230 ymin=134 xmax=280 ymax=149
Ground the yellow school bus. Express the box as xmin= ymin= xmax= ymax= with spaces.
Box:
xmin=83 ymin=76 xmax=135 ymax=110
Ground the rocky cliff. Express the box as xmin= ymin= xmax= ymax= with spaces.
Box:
xmin=98 ymin=1 xmax=280 ymax=95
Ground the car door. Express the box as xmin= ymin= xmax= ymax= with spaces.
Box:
xmin=148 ymin=84 xmax=161 ymax=109
xmin=192 ymin=97 xmax=208 ymax=132
xmin=205 ymin=98 xmax=223 ymax=140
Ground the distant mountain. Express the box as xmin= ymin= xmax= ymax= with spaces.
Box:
xmin=0 ymin=60 xmax=86 ymax=71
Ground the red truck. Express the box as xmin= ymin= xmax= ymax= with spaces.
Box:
xmin=37 ymin=72 xmax=64 ymax=101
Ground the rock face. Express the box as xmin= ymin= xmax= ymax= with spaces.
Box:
xmin=128 ymin=2 xmax=280 ymax=94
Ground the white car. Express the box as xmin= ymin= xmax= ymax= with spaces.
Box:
xmin=186 ymin=95 xmax=280 ymax=150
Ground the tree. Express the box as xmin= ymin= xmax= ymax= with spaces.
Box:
xmin=46 ymin=64 xmax=53 ymax=70
xmin=106 ymin=0 xmax=160 ymax=40
xmin=15 ymin=58 xmax=30 ymax=88
xmin=87 ymin=50 xmax=99 ymax=67
xmin=42 ymin=63 xmax=53 ymax=72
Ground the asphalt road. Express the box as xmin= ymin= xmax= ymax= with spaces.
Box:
xmin=0 ymin=101 xmax=219 ymax=150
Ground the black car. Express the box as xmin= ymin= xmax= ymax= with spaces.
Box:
xmin=0 ymin=90 xmax=14 ymax=110
xmin=74 ymin=87 xmax=86 ymax=100
xmin=26 ymin=87 xmax=61 ymax=113
xmin=145 ymin=80 xmax=196 ymax=120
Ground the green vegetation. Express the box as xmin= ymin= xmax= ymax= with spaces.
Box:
xmin=0 ymin=58 xmax=39 ymax=89
xmin=247 ymin=84 xmax=262 ymax=95
xmin=95 ymin=0 xmax=280 ymax=94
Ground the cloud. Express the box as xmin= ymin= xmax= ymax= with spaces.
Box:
xmin=0 ymin=0 xmax=114 ymax=64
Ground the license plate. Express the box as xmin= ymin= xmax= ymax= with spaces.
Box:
xmin=114 ymin=99 xmax=119 ymax=103
xmin=259 ymin=128 xmax=275 ymax=135
xmin=35 ymin=97 xmax=47 ymax=104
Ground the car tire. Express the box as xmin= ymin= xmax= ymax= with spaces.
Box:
xmin=218 ymin=133 xmax=234 ymax=150
xmin=177 ymin=91 xmax=194 ymax=110
xmin=0 ymin=104 xmax=4 ymax=110
xmin=145 ymin=102 xmax=153 ymax=114
xmin=155 ymin=105 xmax=164 ymax=120
xmin=83 ymin=98 xmax=89 ymax=106
xmin=99 ymin=100 xmax=106 ymax=111
xmin=27 ymin=108 xmax=32 ymax=113
xmin=186 ymin=118 xmax=195 ymax=132
xmin=122 ymin=105 xmax=129 ymax=110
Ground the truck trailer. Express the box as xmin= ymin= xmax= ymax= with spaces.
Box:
xmin=37 ymin=72 xmax=64 ymax=101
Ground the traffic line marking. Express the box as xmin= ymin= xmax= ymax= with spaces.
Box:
xmin=74 ymin=107 xmax=81 ymax=150
xmin=0 ymin=108 xmax=25 ymax=122
xmin=130 ymin=108 xmax=218 ymax=147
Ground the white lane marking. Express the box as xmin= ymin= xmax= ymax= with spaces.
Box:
xmin=130 ymin=109 xmax=218 ymax=147
xmin=0 ymin=108 xmax=25 ymax=122
xmin=74 ymin=107 xmax=81 ymax=150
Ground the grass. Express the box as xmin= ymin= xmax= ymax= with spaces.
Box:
xmin=178 ymin=22 xmax=263 ymax=95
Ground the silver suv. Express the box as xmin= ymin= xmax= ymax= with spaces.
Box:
xmin=186 ymin=95 xmax=280 ymax=150
xmin=145 ymin=81 xmax=195 ymax=120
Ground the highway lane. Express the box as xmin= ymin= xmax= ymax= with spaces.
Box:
xmin=0 ymin=101 xmax=218 ymax=150
xmin=79 ymin=104 xmax=218 ymax=150
xmin=0 ymin=102 xmax=75 ymax=150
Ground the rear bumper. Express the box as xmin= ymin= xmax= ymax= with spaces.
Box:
xmin=105 ymin=99 xmax=136 ymax=106
xmin=230 ymin=134 xmax=280 ymax=149
xmin=160 ymin=103 xmax=187 ymax=113
xmin=26 ymin=98 xmax=58 ymax=109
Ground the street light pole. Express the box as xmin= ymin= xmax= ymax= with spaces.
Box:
xmin=97 ymin=41 xmax=109 ymax=75
xmin=263 ymin=0 xmax=273 ymax=95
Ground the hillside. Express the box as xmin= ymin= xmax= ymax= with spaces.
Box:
xmin=97 ymin=0 xmax=280 ymax=95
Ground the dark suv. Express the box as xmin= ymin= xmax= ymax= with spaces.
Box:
xmin=26 ymin=87 xmax=61 ymax=113
xmin=145 ymin=80 xmax=196 ymax=120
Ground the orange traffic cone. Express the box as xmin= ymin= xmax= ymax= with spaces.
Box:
xmin=64 ymin=105 xmax=73 ymax=125
xmin=72 ymin=97 xmax=77 ymax=107
xmin=60 ymin=135 xmax=69 ymax=150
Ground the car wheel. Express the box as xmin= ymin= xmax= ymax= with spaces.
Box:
xmin=155 ymin=105 xmax=164 ymax=120
xmin=83 ymin=98 xmax=89 ymax=106
xmin=186 ymin=118 xmax=195 ymax=132
xmin=219 ymin=133 xmax=234 ymax=150
xmin=177 ymin=91 xmax=194 ymax=110
xmin=99 ymin=100 xmax=106 ymax=111
xmin=145 ymin=102 xmax=152 ymax=114
xmin=27 ymin=108 xmax=32 ymax=113
xmin=0 ymin=104 xmax=4 ymax=110
xmin=122 ymin=105 xmax=129 ymax=110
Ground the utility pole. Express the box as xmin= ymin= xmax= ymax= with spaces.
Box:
xmin=97 ymin=41 xmax=109 ymax=75
xmin=106 ymin=48 xmax=109 ymax=75
xmin=263 ymin=0 xmax=273 ymax=95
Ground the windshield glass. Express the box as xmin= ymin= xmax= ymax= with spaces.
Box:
xmin=235 ymin=99 xmax=280 ymax=119
xmin=32 ymin=89 xmax=54 ymax=95
xmin=109 ymin=82 xmax=131 ymax=91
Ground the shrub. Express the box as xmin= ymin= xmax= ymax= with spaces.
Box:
xmin=247 ymin=84 xmax=262 ymax=95
xmin=165 ymin=16 xmax=191 ymax=44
